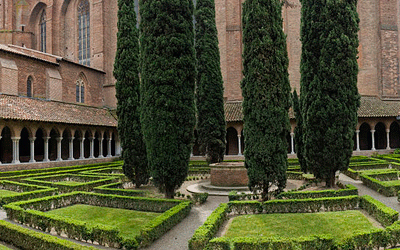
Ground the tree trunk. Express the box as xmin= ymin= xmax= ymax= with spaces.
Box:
xmin=325 ymin=173 xmax=335 ymax=188
xmin=165 ymin=187 xmax=175 ymax=199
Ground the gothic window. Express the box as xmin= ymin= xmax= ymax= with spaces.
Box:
xmin=40 ymin=10 xmax=46 ymax=53
xmin=76 ymin=76 xmax=85 ymax=103
xmin=27 ymin=76 xmax=33 ymax=97
xmin=78 ymin=0 xmax=90 ymax=66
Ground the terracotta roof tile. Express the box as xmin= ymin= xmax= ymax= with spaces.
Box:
xmin=224 ymin=96 xmax=400 ymax=122
xmin=0 ymin=95 xmax=117 ymax=127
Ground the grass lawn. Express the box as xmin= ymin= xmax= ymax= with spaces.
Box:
xmin=225 ymin=210 xmax=378 ymax=242
xmin=0 ymin=244 xmax=11 ymax=250
xmin=382 ymin=180 xmax=400 ymax=186
xmin=47 ymin=204 xmax=160 ymax=239
xmin=56 ymin=181 xmax=84 ymax=185
xmin=0 ymin=189 xmax=18 ymax=197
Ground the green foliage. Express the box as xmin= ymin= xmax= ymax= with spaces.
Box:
xmin=0 ymin=220 xmax=96 ymax=250
xmin=93 ymin=182 xmax=147 ymax=197
xmin=276 ymin=184 xmax=358 ymax=199
xmin=140 ymin=0 xmax=196 ymax=198
xmin=359 ymin=195 xmax=399 ymax=227
xmin=292 ymin=90 xmax=306 ymax=172
xmin=4 ymin=192 xmax=191 ymax=249
xmin=241 ymin=0 xmax=290 ymax=200
xmin=188 ymin=203 xmax=229 ymax=250
xmin=195 ymin=0 xmax=226 ymax=164
xmin=360 ymin=172 xmax=400 ymax=196
xmin=114 ymin=0 xmax=148 ymax=187
xmin=299 ymin=0 xmax=360 ymax=187
xmin=192 ymin=192 xmax=209 ymax=204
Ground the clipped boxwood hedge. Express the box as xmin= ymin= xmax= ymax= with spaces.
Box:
xmin=360 ymin=171 xmax=400 ymax=197
xmin=22 ymin=174 xmax=117 ymax=193
xmin=93 ymin=182 xmax=146 ymax=197
xmin=189 ymin=195 xmax=400 ymax=250
xmin=4 ymin=191 xmax=191 ymax=249
xmin=0 ymin=220 xmax=96 ymax=250
xmin=275 ymin=184 xmax=358 ymax=200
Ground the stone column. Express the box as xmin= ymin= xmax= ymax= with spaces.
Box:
xmin=355 ymin=130 xmax=360 ymax=151
xmin=99 ymin=136 xmax=104 ymax=158
xmin=89 ymin=137 xmax=94 ymax=159
xmin=29 ymin=137 xmax=36 ymax=163
xmin=79 ymin=138 xmax=85 ymax=159
xmin=56 ymin=137 xmax=63 ymax=161
xmin=0 ymin=136 xmax=2 ymax=164
xmin=386 ymin=129 xmax=391 ymax=150
xmin=11 ymin=137 xmax=20 ymax=164
xmin=371 ymin=130 xmax=376 ymax=151
xmin=116 ymin=140 xmax=121 ymax=156
xmin=107 ymin=138 xmax=112 ymax=157
xmin=237 ymin=134 xmax=242 ymax=156
xmin=290 ymin=132 xmax=295 ymax=154
xmin=43 ymin=137 xmax=50 ymax=162
xmin=68 ymin=137 xmax=74 ymax=160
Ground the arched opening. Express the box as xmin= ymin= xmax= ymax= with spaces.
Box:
xmin=49 ymin=129 xmax=59 ymax=161
xmin=76 ymin=74 xmax=86 ymax=103
xmin=78 ymin=0 xmax=90 ymax=66
xmin=0 ymin=127 xmax=12 ymax=163
xmin=34 ymin=128 xmax=44 ymax=161
xmin=84 ymin=131 xmax=91 ymax=158
xmin=94 ymin=132 xmax=100 ymax=158
xmin=73 ymin=130 xmax=82 ymax=159
xmin=19 ymin=128 xmax=30 ymax=162
xmin=359 ymin=123 xmax=372 ymax=150
xmin=375 ymin=122 xmax=386 ymax=150
xmin=39 ymin=10 xmax=46 ymax=52
xmin=103 ymin=132 xmax=109 ymax=157
xmin=61 ymin=130 xmax=71 ymax=160
xmin=111 ymin=133 xmax=116 ymax=156
xmin=226 ymin=127 xmax=238 ymax=155
xmin=390 ymin=122 xmax=400 ymax=149
xmin=27 ymin=76 xmax=33 ymax=97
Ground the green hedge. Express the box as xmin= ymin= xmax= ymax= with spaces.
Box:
xmin=359 ymin=195 xmax=399 ymax=227
xmin=360 ymin=172 xmax=400 ymax=197
xmin=0 ymin=220 xmax=97 ymax=250
xmin=4 ymin=192 xmax=190 ymax=249
xmin=22 ymin=174 xmax=117 ymax=193
xmin=189 ymin=203 xmax=229 ymax=250
xmin=93 ymin=182 xmax=146 ymax=197
xmin=189 ymin=195 xmax=400 ymax=250
xmin=275 ymin=184 xmax=358 ymax=200
xmin=0 ymin=180 xmax=58 ymax=206
xmin=350 ymin=155 xmax=378 ymax=163
xmin=286 ymin=171 xmax=304 ymax=180
xmin=192 ymin=193 xmax=209 ymax=204
xmin=342 ymin=162 xmax=390 ymax=180
xmin=0 ymin=161 xmax=122 ymax=179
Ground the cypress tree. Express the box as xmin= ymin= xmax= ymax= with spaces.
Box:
xmin=114 ymin=0 xmax=148 ymax=188
xmin=195 ymin=0 xmax=226 ymax=163
xmin=140 ymin=0 xmax=196 ymax=198
xmin=300 ymin=0 xmax=360 ymax=187
xmin=292 ymin=90 xmax=306 ymax=171
xmin=241 ymin=0 xmax=291 ymax=201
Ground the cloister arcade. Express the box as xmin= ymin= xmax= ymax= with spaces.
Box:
xmin=221 ymin=119 xmax=400 ymax=156
xmin=0 ymin=121 xmax=120 ymax=165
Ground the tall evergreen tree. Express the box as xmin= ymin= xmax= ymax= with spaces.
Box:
xmin=292 ymin=90 xmax=305 ymax=171
xmin=195 ymin=0 xmax=226 ymax=163
xmin=114 ymin=0 xmax=148 ymax=188
xmin=140 ymin=0 xmax=196 ymax=198
xmin=241 ymin=0 xmax=291 ymax=201
xmin=300 ymin=0 xmax=360 ymax=187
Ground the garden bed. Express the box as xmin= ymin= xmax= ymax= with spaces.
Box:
xmin=4 ymin=191 xmax=192 ymax=249
xmin=360 ymin=170 xmax=400 ymax=196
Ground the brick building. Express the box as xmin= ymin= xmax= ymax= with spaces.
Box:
xmin=0 ymin=0 xmax=399 ymax=168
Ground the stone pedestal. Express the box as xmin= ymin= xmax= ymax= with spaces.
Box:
xmin=210 ymin=162 xmax=248 ymax=187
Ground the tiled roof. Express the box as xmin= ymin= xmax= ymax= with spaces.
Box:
xmin=224 ymin=96 xmax=400 ymax=122
xmin=0 ymin=95 xmax=117 ymax=127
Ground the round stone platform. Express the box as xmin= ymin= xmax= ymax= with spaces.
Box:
xmin=186 ymin=180 xmax=251 ymax=196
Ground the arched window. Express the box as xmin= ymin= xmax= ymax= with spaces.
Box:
xmin=27 ymin=76 xmax=33 ymax=97
xmin=78 ymin=0 xmax=90 ymax=66
xmin=40 ymin=10 xmax=46 ymax=52
xmin=76 ymin=76 xmax=85 ymax=103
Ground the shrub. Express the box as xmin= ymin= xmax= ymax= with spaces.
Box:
xmin=359 ymin=195 xmax=399 ymax=227
xmin=192 ymin=193 xmax=209 ymax=204
xmin=275 ymin=184 xmax=358 ymax=199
